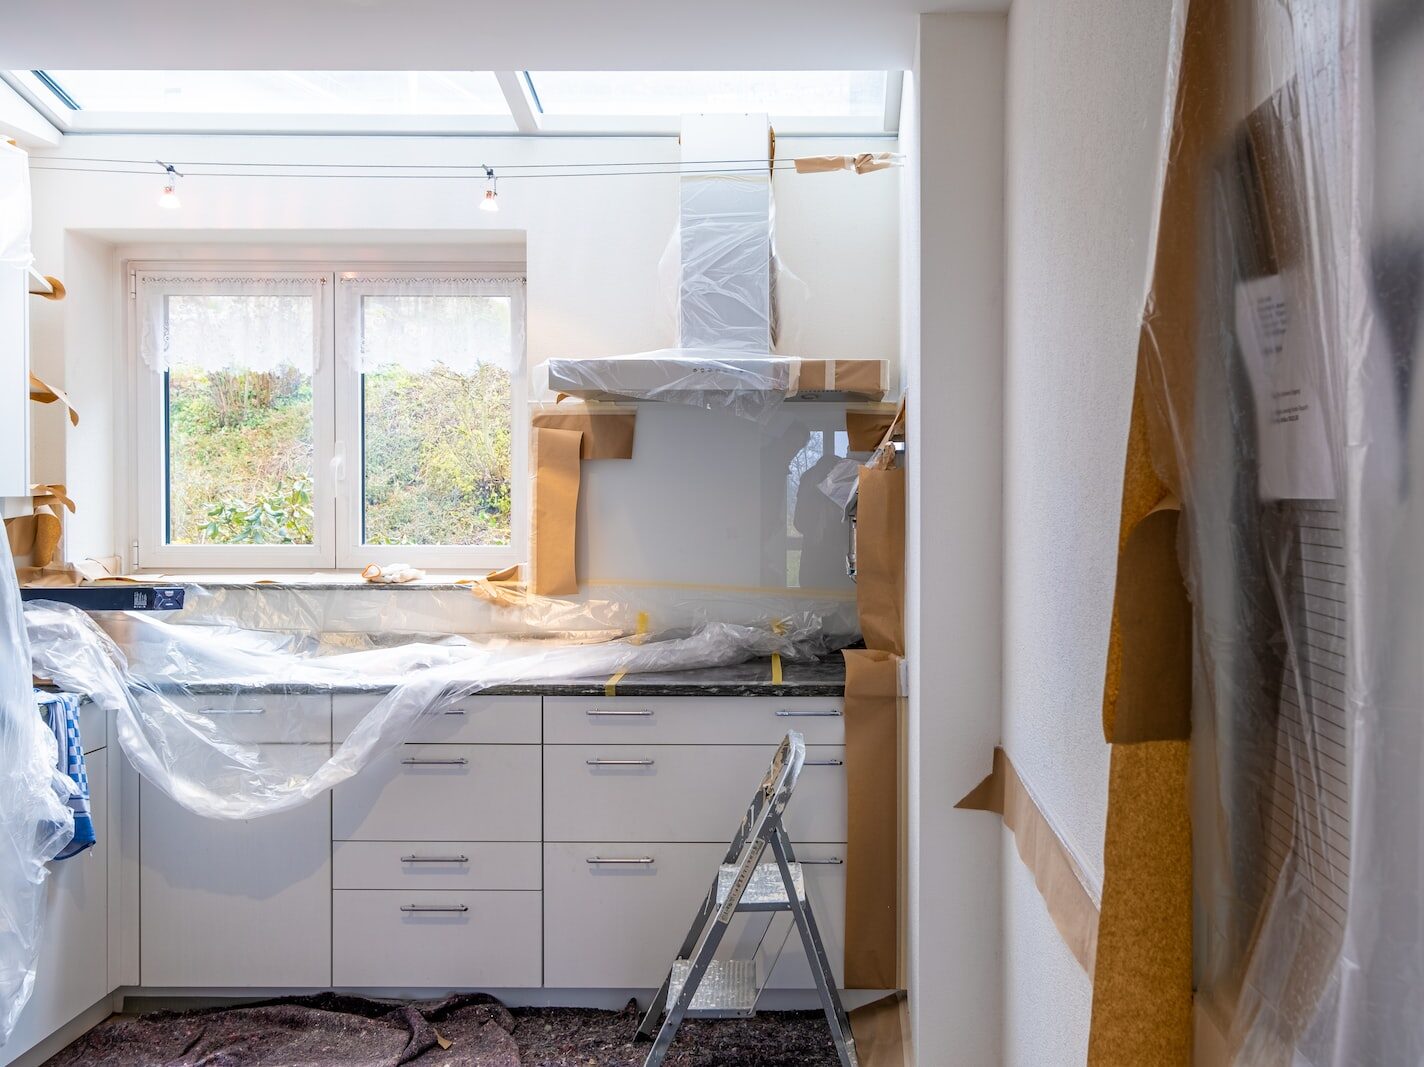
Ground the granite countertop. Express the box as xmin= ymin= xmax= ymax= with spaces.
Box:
xmin=148 ymin=654 xmax=848 ymax=698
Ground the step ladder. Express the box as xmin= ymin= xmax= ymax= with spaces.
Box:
xmin=636 ymin=731 xmax=859 ymax=1067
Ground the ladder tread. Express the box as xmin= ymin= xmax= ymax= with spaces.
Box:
xmin=717 ymin=861 xmax=805 ymax=908
xmin=668 ymin=958 xmax=759 ymax=1016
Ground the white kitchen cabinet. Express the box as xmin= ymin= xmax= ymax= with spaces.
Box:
xmin=0 ymin=263 xmax=30 ymax=502
xmin=1 ymin=761 xmax=110 ymax=1066
xmin=139 ymin=750 xmax=332 ymax=988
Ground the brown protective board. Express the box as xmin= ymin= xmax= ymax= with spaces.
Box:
xmin=855 ymin=465 xmax=906 ymax=657
xmin=1087 ymin=741 xmax=1192 ymax=1065
xmin=1109 ymin=501 xmax=1191 ymax=743
xmin=530 ymin=427 xmax=583 ymax=596
xmin=531 ymin=407 xmax=636 ymax=460
xmin=842 ymin=648 xmax=900 ymax=990
xmin=848 ymin=991 xmax=911 ymax=1067
xmin=957 ymin=747 xmax=1101 ymax=976
xmin=796 ymin=360 xmax=888 ymax=399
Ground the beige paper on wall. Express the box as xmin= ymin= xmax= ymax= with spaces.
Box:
xmin=530 ymin=427 xmax=583 ymax=596
xmin=855 ymin=462 xmax=906 ymax=657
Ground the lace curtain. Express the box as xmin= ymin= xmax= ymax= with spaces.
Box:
xmin=137 ymin=272 xmax=326 ymax=374
xmin=337 ymin=274 xmax=526 ymax=374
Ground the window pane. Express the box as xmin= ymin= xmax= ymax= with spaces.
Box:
xmin=361 ymin=295 xmax=513 ymax=547
xmin=43 ymin=70 xmax=508 ymax=115
xmin=165 ymin=294 xmax=316 ymax=545
xmin=528 ymin=71 xmax=887 ymax=118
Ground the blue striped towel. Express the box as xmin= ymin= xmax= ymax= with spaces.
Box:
xmin=38 ymin=691 xmax=96 ymax=860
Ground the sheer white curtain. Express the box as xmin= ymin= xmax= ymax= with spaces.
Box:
xmin=136 ymin=272 xmax=326 ymax=373
xmin=337 ymin=273 xmax=526 ymax=374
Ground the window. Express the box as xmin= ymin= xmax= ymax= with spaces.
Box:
xmin=527 ymin=71 xmax=889 ymax=120
xmin=133 ymin=265 xmax=526 ymax=570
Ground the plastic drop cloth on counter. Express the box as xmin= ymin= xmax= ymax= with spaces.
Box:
xmin=0 ymin=537 xmax=75 ymax=1047
xmin=1142 ymin=0 xmax=1424 ymax=1063
xmin=23 ymin=586 xmax=847 ymax=822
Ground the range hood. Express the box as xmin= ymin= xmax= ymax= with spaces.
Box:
xmin=540 ymin=114 xmax=888 ymax=412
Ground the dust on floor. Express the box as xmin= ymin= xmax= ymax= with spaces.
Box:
xmin=44 ymin=992 xmax=842 ymax=1066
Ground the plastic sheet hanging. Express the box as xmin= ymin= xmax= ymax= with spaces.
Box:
xmin=0 ymin=537 xmax=75 ymax=1047
xmin=1130 ymin=0 xmax=1424 ymax=1063
xmin=23 ymin=585 xmax=849 ymax=822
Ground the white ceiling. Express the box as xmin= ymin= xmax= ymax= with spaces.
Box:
xmin=0 ymin=0 xmax=1008 ymax=73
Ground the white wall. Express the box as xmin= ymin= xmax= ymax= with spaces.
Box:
xmin=1001 ymin=0 xmax=1176 ymax=1062
xmin=907 ymin=13 xmax=1005 ymax=1065
xmin=25 ymin=133 xmax=898 ymax=591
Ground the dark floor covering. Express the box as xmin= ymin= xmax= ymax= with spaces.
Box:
xmin=44 ymin=993 xmax=842 ymax=1066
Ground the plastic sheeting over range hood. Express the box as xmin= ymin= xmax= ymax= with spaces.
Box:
xmin=538 ymin=114 xmax=888 ymax=417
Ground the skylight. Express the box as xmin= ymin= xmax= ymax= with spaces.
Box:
xmin=38 ymin=70 xmax=509 ymax=115
xmin=6 ymin=69 xmax=900 ymax=135
xmin=527 ymin=71 xmax=888 ymax=120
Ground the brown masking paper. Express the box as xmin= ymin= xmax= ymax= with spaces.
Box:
xmin=794 ymin=360 xmax=888 ymax=400
xmin=1108 ymin=501 xmax=1191 ymax=744
xmin=957 ymin=747 xmax=1101 ymax=976
xmin=855 ymin=464 xmax=905 ymax=657
xmin=28 ymin=372 xmax=79 ymax=426
xmin=842 ymin=648 xmax=901 ymax=990
xmin=848 ymin=991 xmax=911 ymax=1067
xmin=1087 ymin=741 xmax=1192 ymax=1066
xmin=531 ymin=407 xmax=636 ymax=460
xmin=846 ymin=410 xmax=899 ymax=453
xmin=530 ymin=427 xmax=583 ymax=596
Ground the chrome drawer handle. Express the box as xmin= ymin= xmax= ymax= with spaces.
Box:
xmin=586 ymin=709 xmax=654 ymax=717
xmin=585 ymin=758 xmax=655 ymax=766
xmin=775 ymin=709 xmax=841 ymax=718
xmin=401 ymin=756 xmax=469 ymax=766
xmin=202 ymin=708 xmax=264 ymax=715
xmin=586 ymin=856 xmax=655 ymax=865
xmin=400 ymin=903 xmax=469 ymax=913
xmin=401 ymin=854 xmax=469 ymax=864
xmin=806 ymin=758 xmax=844 ymax=767
xmin=442 ymin=710 xmax=467 ymax=716
xmin=800 ymin=857 xmax=844 ymax=865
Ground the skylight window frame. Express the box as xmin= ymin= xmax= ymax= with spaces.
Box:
xmin=3 ymin=69 xmax=902 ymax=136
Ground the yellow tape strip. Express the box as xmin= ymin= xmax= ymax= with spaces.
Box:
xmin=770 ymin=618 xmax=787 ymax=685
xmin=604 ymin=612 xmax=651 ymax=695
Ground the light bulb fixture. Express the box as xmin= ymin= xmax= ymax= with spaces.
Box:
xmin=156 ymin=161 xmax=182 ymax=210
xmin=479 ymin=164 xmax=499 ymax=213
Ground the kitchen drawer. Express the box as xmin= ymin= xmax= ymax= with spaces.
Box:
xmin=165 ymin=692 xmax=331 ymax=744
xmin=333 ymin=890 xmax=541 ymax=988
xmin=333 ymin=694 xmax=540 ymax=745
xmin=333 ymin=841 xmax=541 ymax=891
xmin=545 ymin=744 xmax=846 ymax=843
xmin=543 ymin=843 xmax=845 ymax=989
xmin=545 ymin=696 xmax=844 ymax=746
xmin=333 ymin=744 xmax=541 ymax=842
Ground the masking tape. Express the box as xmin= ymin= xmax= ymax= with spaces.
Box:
xmin=603 ymin=611 xmax=650 ymax=694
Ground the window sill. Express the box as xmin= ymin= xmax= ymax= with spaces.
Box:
xmin=127 ymin=570 xmax=503 ymax=591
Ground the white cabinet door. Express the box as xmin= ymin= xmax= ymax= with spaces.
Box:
xmin=2 ymin=759 xmax=110 ymax=1067
xmin=140 ymin=749 xmax=331 ymax=987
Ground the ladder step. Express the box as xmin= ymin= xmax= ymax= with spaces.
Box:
xmin=668 ymin=958 xmax=759 ymax=1017
xmin=717 ymin=862 xmax=805 ymax=909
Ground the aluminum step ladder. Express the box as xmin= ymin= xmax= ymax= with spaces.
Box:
xmin=636 ymin=731 xmax=859 ymax=1067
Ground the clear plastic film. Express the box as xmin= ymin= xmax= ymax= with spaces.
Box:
xmin=23 ymin=583 xmax=849 ymax=822
xmin=1139 ymin=0 xmax=1424 ymax=1062
xmin=0 ymin=536 xmax=74 ymax=1046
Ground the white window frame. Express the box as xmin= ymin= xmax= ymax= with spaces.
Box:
xmin=131 ymin=261 xmax=527 ymax=573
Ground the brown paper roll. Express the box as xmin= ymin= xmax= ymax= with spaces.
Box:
xmin=531 ymin=407 xmax=636 ymax=459
xmin=530 ymin=427 xmax=583 ymax=596
xmin=855 ymin=465 xmax=906 ymax=657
